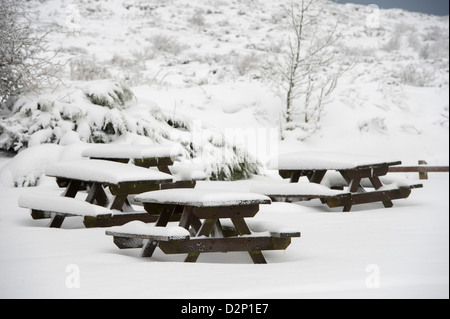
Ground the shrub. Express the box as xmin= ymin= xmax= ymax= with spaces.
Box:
xmin=84 ymin=80 xmax=135 ymax=109
xmin=0 ymin=0 xmax=62 ymax=105
xmin=188 ymin=12 xmax=206 ymax=28
xmin=148 ymin=34 xmax=188 ymax=55
xmin=0 ymin=80 xmax=261 ymax=181
xmin=396 ymin=64 xmax=435 ymax=87
xmin=234 ymin=52 xmax=261 ymax=76
xmin=69 ymin=57 xmax=112 ymax=81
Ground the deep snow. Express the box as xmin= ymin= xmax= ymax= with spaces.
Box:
xmin=0 ymin=161 xmax=448 ymax=298
xmin=0 ymin=0 xmax=449 ymax=299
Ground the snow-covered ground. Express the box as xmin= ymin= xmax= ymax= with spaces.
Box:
xmin=0 ymin=154 xmax=448 ymax=298
xmin=0 ymin=0 xmax=448 ymax=299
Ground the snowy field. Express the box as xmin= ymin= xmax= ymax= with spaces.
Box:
xmin=0 ymin=0 xmax=449 ymax=299
xmin=0 ymin=151 xmax=448 ymax=298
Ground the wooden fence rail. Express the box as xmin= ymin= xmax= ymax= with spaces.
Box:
xmin=389 ymin=160 xmax=449 ymax=180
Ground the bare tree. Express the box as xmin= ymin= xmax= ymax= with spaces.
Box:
xmin=0 ymin=0 xmax=62 ymax=108
xmin=269 ymin=0 xmax=347 ymax=139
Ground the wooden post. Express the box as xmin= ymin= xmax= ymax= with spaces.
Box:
xmin=418 ymin=160 xmax=428 ymax=180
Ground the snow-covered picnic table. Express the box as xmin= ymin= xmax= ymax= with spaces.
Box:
xmin=266 ymin=151 xmax=422 ymax=211
xmin=106 ymin=189 xmax=301 ymax=264
xmin=81 ymin=144 xmax=207 ymax=185
xmin=19 ymin=159 xmax=175 ymax=228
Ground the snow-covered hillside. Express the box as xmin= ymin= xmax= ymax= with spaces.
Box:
xmin=1 ymin=0 xmax=448 ymax=175
xmin=0 ymin=0 xmax=448 ymax=300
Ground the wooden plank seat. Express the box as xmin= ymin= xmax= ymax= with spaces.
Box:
xmin=19 ymin=193 xmax=113 ymax=228
xmin=19 ymin=192 xmax=180 ymax=228
xmin=318 ymin=171 xmax=423 ymax=210
xmin=320 ymin=171 xmax=423 ymax=190
xmin=249 ymin=182 xmax=351 ymax=203
xmin=326 ymin=187 xmax=414 ymax=210
xmin=106 ymin=219 xmax=300 ymax=260
xmin=220 ymin=219 xmax=301 ymax=239
xmin=106 ymin=189 xmax=300 ymax=263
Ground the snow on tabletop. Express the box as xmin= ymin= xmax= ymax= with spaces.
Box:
xmin=44 ymin=159 xmax=174 ymax=184
xmin=107 ymin=221 xmax=190 ymax=239
xmin=18 ymin=193 xmax=112 ymax=217
xmin=134 ymin=189 xmax=272 ymax=207
xmin=81 ymin=144 xmax=183 ymax=160
xmin=249 ymin=182 xmax=349 ymax=196
xmin=267 ymin=151 xmax=400 ymax=171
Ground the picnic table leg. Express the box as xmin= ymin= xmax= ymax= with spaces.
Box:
xmin=369 ymin=176 xmax=394 ymax=208
xmin=179 ymin=206 xmax=193 ymax=230
xmin=109 ymin=196 xmax=126 ymax=211
xmin=184 ymin=218 xmax=217 ymax=263
xmin=179 ymin=206 xmax=202 ymax=233
xmin=48 ymin=179 xmax=82 ymax=227
xmin=231 ymin=218 xmax=267 ymax=264
xmin=85 ymin=182 xmax=109 ymax=207
xmin=308 ymin=170 xmax=326 ymax=184
xmin=141 ymin=205 xmax=176 ymax=258
xmin=289 ymin=171 xmax=301 ymax=183
xmin=348 ymin=177 xmax=363 ymax=193
xmin=49 ymin=214 xmax=65 ymax=228
xmin=63 ymin=179 xmax=82 ymax=198
xmin=338 ymin=176 xmax=359 ymax=212
xmin=158 ymin=165 xmax=172 ymax=175
xmin=339 ymin=176 xmax=364 ymax=212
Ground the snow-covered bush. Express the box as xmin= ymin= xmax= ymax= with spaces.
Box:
xmin=419 ymin=40 xmax=449 ymax=61
xmin=395 ymin=64 xmax=435 ymax=87
xmin=0 ymin=80 xmax=261 ymax=184
xmin=188 ymin=11 xmax=206 ymax=29
xmin=359 ymin=117 xmax=388 ymax=134
xmin=148 ymin=34 xmax=188 ymax=56
xmin=234 ymin=52 xmax=261 ymax=76
xmin=84 ymin=81 xmax=135 ymax=109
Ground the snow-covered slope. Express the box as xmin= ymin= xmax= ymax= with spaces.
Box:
xmin=0 ymin=0 xmax=448 ymax=299
xmin=4 ymin=0 xmax=447 ymax=163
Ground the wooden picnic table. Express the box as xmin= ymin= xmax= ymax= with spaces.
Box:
xmin=82 ymin=144 xmax=182 ymax=171
xmin=106 ymin=189 xmax=301 ymax=264
xmin=81 ymin=144 xmax=207 ymax=187
xmin=266 ymin=151 xmax=422 ymax=212
xmin=20 ymin=159 xmax=175 ymax=228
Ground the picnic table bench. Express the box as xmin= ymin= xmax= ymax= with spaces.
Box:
xmin=106 ymin=189 xmax=300 ymax=264
xmin=19 ymin=159 xmax=175 ymax=228
xmin=81 ymin=144 xmax=207 ymax=188
xmin=18 ymin=193 xmax=113 ymax=228
xmin=266 ymin=151 xmax=423 ymax=212
xmin=249 ymin=182 xmax=352 ymax=204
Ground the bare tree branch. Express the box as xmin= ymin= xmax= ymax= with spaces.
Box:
xmin=0 ymin=0 xmax=63 ymax=107
xmin=267 ymin=0 xmax=348 ymax=140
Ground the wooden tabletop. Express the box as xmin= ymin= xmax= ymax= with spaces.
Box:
xmin=81 ymin=144 xmax=183 ymax=160
xmin=267 ymin=151 xmax=401 ymax=171
xmin=134 ymin=189 xmax=272 ymax=207
xmin=45 ymin=159 xmax=175 ymax=185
